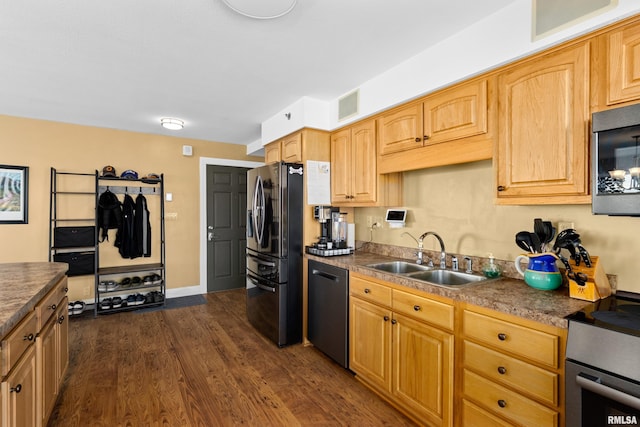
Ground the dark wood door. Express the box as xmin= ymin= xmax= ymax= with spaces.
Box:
xmin=206 ymin=165 xmax=249 ymax=292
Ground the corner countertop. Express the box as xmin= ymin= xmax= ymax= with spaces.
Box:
xmin=0 ymin=262 xmax=68 ymax=338
xmin=307 ymin=252 xmax=591 ymax=329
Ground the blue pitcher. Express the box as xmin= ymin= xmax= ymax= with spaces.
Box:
xmin=515 ymin=253 xmax=563 ymax=290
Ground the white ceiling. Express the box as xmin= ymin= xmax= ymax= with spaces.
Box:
xmin=0 ymin=0 xmax=514 ymax=147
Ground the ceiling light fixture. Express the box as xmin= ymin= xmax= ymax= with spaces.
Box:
xmin=160 ymin=117 xmax=184 ymax=130
xmin=221 ymin=0 xmax=297 ymax=20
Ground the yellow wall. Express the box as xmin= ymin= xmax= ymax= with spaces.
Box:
xmin=355 ymin=160 xmax=640 ymax=293
xmin=0 ymin=115 xmax=262 ymax=300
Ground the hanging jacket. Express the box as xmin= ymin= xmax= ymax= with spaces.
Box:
xmin=97 ymin=190 xmax=122 ymax=242
xmin=134 ymin=193 xmax=151 ymax=257
xmin=116 ymin=194 xmax=138 ymax=259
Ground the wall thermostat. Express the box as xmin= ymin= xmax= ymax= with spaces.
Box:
xmin=385 ymin=209 xmax=407 ymax=228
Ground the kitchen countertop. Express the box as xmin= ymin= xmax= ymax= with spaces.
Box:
xmin=307 ymin=252 xmax=591 ymax=329
xmin=0 ymin=262 xmax=68 ymax=338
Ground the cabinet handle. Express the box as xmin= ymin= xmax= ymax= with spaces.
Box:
xmin=423 ymin=135 xmax=430 ymax=140
xmin=383 ymin=316 xmax=390 ymax=321
xmin=415 ymin=137 xmax=421 ymax=142
xmin=58 ymin=315 xmax=65 ymax=324
xmin=364 ymin=288 xmax=370 ymax=294
xmin=391 ymin=319 xmax=397 ymax=325
xmin=497 ymin=399 xmax=507 ymax=408
xmin=497 ymin=366 xmax=507 ymax=375
xmin=63 ymin=287 xmax=69 ymax=293
xmin=48 ymin=303 xmax=57 ymax=310
xmin=413 ymin=305 xmax=421 ymax=311
xmin=497 ymin=333 xmax=507 ymax=341
xmin=497 ymin=185 xmax=506 ymax=191
xmin=10 ymin=384 xmax=22 ymax=394
xmin=23 ymin=333 xmax=34 ymax=341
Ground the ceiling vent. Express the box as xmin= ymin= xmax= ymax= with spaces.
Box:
xmin=338 ymin=90 xmax=359 ymax=121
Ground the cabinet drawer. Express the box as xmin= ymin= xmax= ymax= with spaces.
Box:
xmin=36 ymin=278 xmax=69 ymax=330
xmin=463 ymin=369 xmax=558 ymax=427
xmin=392 ymin=289 xmax=453 ymax=330
xmin=462 ymin=399 xmax=513 ymax=427
xmin=463 ymin=340 xmax=558 ymax=406
xmin=349 ymin=275 xmax=392 ymax=307
xmin=1 ymin=311 xmax=37 ymax=377
xmin=463 ymin=310 xmax=559 ymax=368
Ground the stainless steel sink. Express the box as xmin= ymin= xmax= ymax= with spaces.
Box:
xmin=366 ymin=261 xmax=431 ymax=274
xmin=405 ymin=269 xmax=487 ymax=287
xmin=366 ymin=261 xmax=492 ymax=289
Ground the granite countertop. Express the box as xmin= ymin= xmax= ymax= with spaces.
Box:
xmin=0 ymin=262 xmax=68 ymax=338
xmin=307 ymin=251 xmax=592 ymax=329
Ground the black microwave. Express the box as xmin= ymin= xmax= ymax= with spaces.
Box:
xmin=592 ymin=103 xmax=640 ymax=216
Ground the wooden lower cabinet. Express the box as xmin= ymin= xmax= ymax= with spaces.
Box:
xmin=1 ymin=345 xmax=37 ymax=427
xmin=349 ymin=273 xmax=454 ymax=426
xmin=458 ymin=303 xmax=566 ymax=427
xmin=1 ymin=277 xmax=69 ymax=427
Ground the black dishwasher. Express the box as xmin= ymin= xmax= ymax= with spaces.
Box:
xmin=308 ymin=260 xmax=349 ymax=369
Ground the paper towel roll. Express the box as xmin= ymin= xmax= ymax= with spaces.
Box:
xmin=347 ymin=223 xmax=355 ymax=248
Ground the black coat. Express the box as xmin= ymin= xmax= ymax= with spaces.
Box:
xmin=135 ymin=194 xmax=151 ymax=257
xmin=116 ymin=194 xmax=137 ymax=259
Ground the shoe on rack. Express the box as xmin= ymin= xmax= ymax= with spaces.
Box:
xmin=72 ymin=301 xmax=85 ymax=315
xmin=98 ymin=281 xmax=108 ymax=292
xmin=153 ymin=291 xmax=165 ymax=303
xmin=111 ymin=297 xmax=123 ymax=309
xmin=131 ymin=276 xmax=142 ymax=288
xmin=100 ymin=298 xmax=112 ymax=311
xmin=144 ymin=292 xmax=154 ymax=304
xmin=135 ymin=293 xmax=145 ymax=305
xmin=68 ymin=302 xmax=74 ymax=316
xmin=120 ymin=277 xmax=132 ymax=288
xmin=150 ymin=274 xmax=163 ymax=286
xmin=126 ymin=294 xmax=136 ymax=306
xmin=106 ymin=280 xmax=118 ymax=291
xmin=143 ymin=275 xmax=154 ymax=286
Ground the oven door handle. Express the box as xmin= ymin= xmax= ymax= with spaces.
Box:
xmin=576 ymin=372 xmax=640 ymax=411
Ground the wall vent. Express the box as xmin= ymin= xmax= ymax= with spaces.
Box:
xmin=338 ymin=89 xmax=359 ymax=121
xmin=532 ymin=0 xmax=617 ymax=40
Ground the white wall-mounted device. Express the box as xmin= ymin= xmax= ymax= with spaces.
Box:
xmin=385 ymin=209 xmax=407 ymax=228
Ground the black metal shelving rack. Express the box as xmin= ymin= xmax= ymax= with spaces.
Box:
xmin=49 ymin=168 xmax=167 ymax=317
xmin=93 ymin=173 xmax=166 ymax=316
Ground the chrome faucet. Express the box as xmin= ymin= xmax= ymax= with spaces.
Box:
xmin=463 ymin=256 xmax=473 ymax=274
xmin=419 ymin=231 xmax=446 ymax=269
xmin=401 ymin=232 xmax=429 ymax=265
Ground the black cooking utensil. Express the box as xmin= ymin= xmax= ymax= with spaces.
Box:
xmin=515 ymin=231 xmax=534 ymax=253
xmin=530 ymin=232 xmax=542 ymax=253
xmin=543 ymin=221 xmax=555 ymax=246
xmin=568 ymin=271 xmax=588 ymax=286
xmin=534 ymin=218 xmax=547 ymax=250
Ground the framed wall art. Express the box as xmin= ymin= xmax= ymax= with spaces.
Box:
xmin=0 ymin=165 xmax=29 ymax=224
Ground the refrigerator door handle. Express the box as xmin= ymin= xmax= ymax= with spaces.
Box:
xmin=247 ymin=273 xmax=276 ymax=293
xmin=247 ymin=252 xmax=276 ymax=267
xmin=252 ymin=175 xmax=265 ymax=246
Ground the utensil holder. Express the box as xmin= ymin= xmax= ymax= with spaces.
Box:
xmin=567 ymin=256 xmax=612 ymax=301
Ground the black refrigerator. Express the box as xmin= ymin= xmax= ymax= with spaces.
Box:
xmin=246 ymin=162 xmax=303 ymax=347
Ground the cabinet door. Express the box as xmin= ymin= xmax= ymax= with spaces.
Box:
xmin=351 ymin=119 xmax=378 ymax=203
xmin=423 ymin=79 xmax=488 ymax=145
xmin=56 ymin=302 xmax=69 ymax=389
xmin=39 ymin=318 xmax=57 ymax=425
xmin=349 ymin=297 xmax=392 ymax=392
xmin=281 ymin=133 xmax=302 ymax=162
xmin=393 ymin=313 xmax=453 ymax=427
xmin=3 ymin=345 xmax=37 ymax=427
xmin=264 ymin=142 xmax=281 ymax=164
xmin=330 ymin=128 xmax=352 ymax=203
xmin=608 ymin=24 xmax=640 ymax=105
xmin=378 ymin=102 xmax=424 ymax=155
xmin=496 ymin=42 xmax=590 ymax=203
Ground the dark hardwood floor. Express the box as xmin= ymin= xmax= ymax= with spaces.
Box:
xmin=48 ymin=289 xmax=415 ymax=426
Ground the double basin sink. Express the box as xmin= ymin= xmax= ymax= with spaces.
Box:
xmin=366 ymin=260 xmax=491 ymax=289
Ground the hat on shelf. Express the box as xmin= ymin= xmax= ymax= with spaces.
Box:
xmin=141 ymin=172 xmax=160 ymax=183
xmin=102 ymin=165 xmax=117 ymax=177
xmin=120 ymin=170 xmax=139 ymax=180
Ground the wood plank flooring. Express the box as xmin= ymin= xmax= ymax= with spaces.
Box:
xmin=48 ymin=289 xmax=415 ymax=426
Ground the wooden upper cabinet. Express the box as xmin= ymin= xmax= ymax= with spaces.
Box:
xmin=423 ymin=79 xmax=488 ymax=145
xmin=281 ymin=132 xmax=302 ymax=162
xmin=496 ymin=41 xmax=591 ymax=204
xmin=264 ymin=132 xmax=303 ymax=164
xmin=378 ymin=79 xmax=489 ymax=157
xmin=607 ymin=23 xmax=640 ymax=105
xmin=378 ymin=102 xmax=423 ymax=155
xmin=331 ymin=119 xmax=392 ymax=206
xmin=264 ymin=141 xmax=281 ymax=164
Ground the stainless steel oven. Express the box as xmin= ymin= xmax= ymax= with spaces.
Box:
xmin=565 ymin=292 xmax=640 ymax=427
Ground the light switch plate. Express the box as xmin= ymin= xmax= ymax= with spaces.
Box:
xmin=182 ymin=145 xmax=193 ymax=156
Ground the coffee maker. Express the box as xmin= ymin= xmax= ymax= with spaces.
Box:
xmin=306 ymin=206 xmax=353 ymax=256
